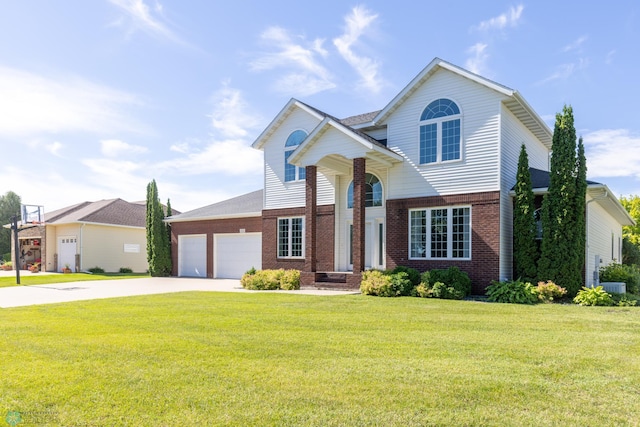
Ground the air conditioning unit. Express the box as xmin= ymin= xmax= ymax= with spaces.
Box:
xmin=600 ymin=282 xmax=626 ymax=294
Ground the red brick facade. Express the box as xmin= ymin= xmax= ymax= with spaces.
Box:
xmin=170 ymin=216 xmax=262 ymax=278
xmin=385 ymin=191 xmax=501 ymax=294
xmin=262 ymin=205 xmax=335 ymax=274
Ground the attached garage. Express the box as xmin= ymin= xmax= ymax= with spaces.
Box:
xmin=165 ymin=190 xmax=264 ymax=279
xmin=214 ymin=233 xmax=262 ymax=279
xmin=178 ymin=234 xmax=207 ymax=277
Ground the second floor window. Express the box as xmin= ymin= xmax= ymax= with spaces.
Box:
xmin=419 ymin=98 xmax=461 ymax=165
xmin=284 ymin=130 xmax=307 ymax=182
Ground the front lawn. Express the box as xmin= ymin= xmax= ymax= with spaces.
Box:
xmin=0 ymin=293 xmax=638 ymax=426
xmin=0 ymin=272 xmax=149 ymax=288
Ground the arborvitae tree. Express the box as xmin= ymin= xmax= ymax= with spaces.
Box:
xmin=0 ymin=191 xmax=21 ymax=258
xmin=574 ymin=137 xmax=587 ymax=279
xmin=145 ymin=180 xmax=172 ymax=276
xmin=166 ymin=198 xmax=173 ymax=271
xmin=538 ymin=105 xmax=586 ymax=296
xmin=513 ymin=144 xmax=538 ymax=282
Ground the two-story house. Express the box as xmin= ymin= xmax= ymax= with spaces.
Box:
xmin=167 ymin=58 xmax=633 ymax=293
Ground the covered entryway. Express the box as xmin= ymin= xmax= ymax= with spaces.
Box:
xmin=214 ymin=233 xmax=262 ymax=279
xmin=178 ymin=234 xmax=207 ymax=277
xmin=57 ymin=236 xmax=77 ymax=272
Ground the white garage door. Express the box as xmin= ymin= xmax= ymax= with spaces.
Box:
xmin=178 ymin=235 xmax=207 ymax=277
xmin=215 ymin=233 xmax=262 ymax=279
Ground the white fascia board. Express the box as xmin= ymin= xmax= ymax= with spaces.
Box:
xmin=251 ymin=99 xmax=325 ymax=150
xmin=164 ymin=212 xmax=262 ymax=223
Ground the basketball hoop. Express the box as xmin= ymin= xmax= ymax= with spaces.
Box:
xmin=20 ymin=204 xmax=45 ymax=227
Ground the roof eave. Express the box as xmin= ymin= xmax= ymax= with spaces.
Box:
xmin=251 ymin=99 xmax=325 ymax=150
xmin=165 ymin=211 xmax=262 ymax=223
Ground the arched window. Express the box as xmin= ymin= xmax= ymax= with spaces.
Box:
xmin=347 ymin=173 xmax=383 ymax=208
xmin=284 ymin=130 xmax=307 ymax=182
xmin=419 ymin=98 xmax=461 ymax=164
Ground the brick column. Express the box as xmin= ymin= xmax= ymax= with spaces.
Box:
xmin=305 ymin=165 xmax=317 ymax=273
xmin=352 ymin=158 xmax=366 ymax=273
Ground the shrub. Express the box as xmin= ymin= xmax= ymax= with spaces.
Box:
xmin=240 ymin=269 xmax=300 ymax=291
xmin=360 ymin=270 xmax=394 ymax=297
xmin=599 ymin=262 xmax=640 ymax=295
xmin=119 ymin=267 xmax=133 ymax=274
xmin=241 ymin=269 xmax=282 ymax=290
xmin=573 ymin=286 xmax=614 ymax=306
xmin=429 ymin=267 xmax=472 ymax=298
xmin=610 ymin=293 xmax=638 ymax=307
xmin=431 ymin=281 xmax=465 ymax=300
xmin=486 ymin=280 xmax=538 ymax=304
xmin=390 ymin=266 xmax=421 ymax=287
xmin=88 ymin=266 xmax=105 ymax=274
xmin=279 ymin=269 xmax=300 ymax=290
xmin=536 ymin=280 xmax=567 ymax=303
xmin=2 ymin=253 xmax=10 ymax=263
xmin=245 ymin=266 xmax=257 ymax=276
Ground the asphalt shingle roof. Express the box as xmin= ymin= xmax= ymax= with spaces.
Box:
xmin=45 ymin=199 xmax=153 ymax=228
xmin=166 ymin=189 xmax=263 ymax=221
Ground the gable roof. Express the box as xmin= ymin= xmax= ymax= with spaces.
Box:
xmin=251 ymin=99 xmax=325 ymax=150
xmin=373 ymin=57 xmax=553 ymax=148
xmin=510 ymin=168 xmax=634 ymax=226
xmin=46 ymin=199 xmax=148 ymax=228
xmin=165 ymin=189 xmax=263 ymax=222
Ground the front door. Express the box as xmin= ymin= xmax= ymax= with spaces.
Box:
xmin=57 ymin=236 xmax=77 ymax=272
xmin=348 ymin=220 xmax=384 ymax=270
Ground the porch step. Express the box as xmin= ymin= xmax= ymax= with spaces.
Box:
xmin=315 ymin=272 xmax=347 ymax=283
xmin=300 ymin=272 xmax=360 ymax=292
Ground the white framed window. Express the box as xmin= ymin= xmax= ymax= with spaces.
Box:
xmin=347 ymin=173 xmax=383 ymax=208
xmin=419 ymin=98 xmax=462 ymax=164
xmin=409 ymin=206 xmax=471 ymax=260
xmin=284 ymin=130 xmax=307 ymax=182
xmin=278 ymin=217 xmax=304 ymax=258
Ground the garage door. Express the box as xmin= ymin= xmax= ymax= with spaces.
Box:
xmin=214 ymin=233 xmax=262 ymax=279
xmin=178 ymin=235 xmax=207 ymax=277
xmin=58 ymin=236 xmax=77 ymax=272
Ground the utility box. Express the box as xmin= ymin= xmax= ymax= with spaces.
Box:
xmin=600 ymin=282 xmax=626 ymax=294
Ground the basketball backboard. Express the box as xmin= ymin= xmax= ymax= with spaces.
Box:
xmin=20 ymin=204 xmax=45 ymax=226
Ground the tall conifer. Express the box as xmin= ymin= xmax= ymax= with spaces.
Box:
xmin=513 ymin=144 xmax=538 ymax=282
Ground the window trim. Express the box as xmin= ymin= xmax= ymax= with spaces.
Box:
xmin=284 ymin=130 xmax=307 ymax=182
xmin=346 ymin=172 xmax=384 ymax=209
xmin=419 ymin=98 xmax=463 ymax=165
xmin=277 ymin=216 xmax=305 ymax=259
xmin=408 ymin=206 xmax=472 ymax=260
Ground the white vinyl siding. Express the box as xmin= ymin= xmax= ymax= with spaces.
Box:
xmin=499 ymin=105 xmax=551 ymax=280
xmin=384 ymin=69 xmax=504 ymax=200
xmin=263 ymin=108 xmax=336 ymax=209
xmin=586 ymin=199 xmax=624 ymax=287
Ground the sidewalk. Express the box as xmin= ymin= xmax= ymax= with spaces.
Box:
xmin=0 ymin=275 xmax=359 ymax=308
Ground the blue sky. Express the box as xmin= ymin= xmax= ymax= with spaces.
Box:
xmin=1 ymin=1 xmax=639 ymax=213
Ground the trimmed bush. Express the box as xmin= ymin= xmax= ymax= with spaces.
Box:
xmin=486 ymin=280 xmax=538 ymax=304
xmin=573 ymin=286 xmax=614 ymax=306
xmin=88 ymin=266 xmax=105 ymax=274
xmin=428 ymin=267 xmax=472 ymax=299
xmin=536 ymin=281 xmax=567 ymax=303
xmin=360 ymin=270 xmax=413 ymax=297
xmin=390 ymin=266 xmax=421 ymax=287
xmin=240 ymin=269 xmax=300 ymax=291
xmin=119 ymin=267 xmax=133 ymax=274
xmin=599 ymin=263 xmax=640 ymax=295
xmin=431 ymin=281 xmax=465 ymax=300
xmin=610 ymin=293 xmax=638 ymax=307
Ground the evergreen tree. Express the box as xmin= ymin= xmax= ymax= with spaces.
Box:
xmin=145 ymin=180 xmax=172 ymax=276
xmin=538 ymin=105 xmax=586 ymax=296
xmin=0 ymin=191 xmax=22 ymax=258
xmin=513 ymin=144 xmax=538 ymax=282
xmin=166 ymin=198 xmax=173 ymax=271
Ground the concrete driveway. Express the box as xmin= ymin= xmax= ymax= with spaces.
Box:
xmin=0 ymin=273 xmax=358 ymax=308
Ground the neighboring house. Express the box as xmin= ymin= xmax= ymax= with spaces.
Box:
xmin=168 ymin=58 xmax=633 ymax=293
xmin=13 ymin=199 xmax=150 ymax=273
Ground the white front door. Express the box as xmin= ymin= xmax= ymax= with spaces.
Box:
xmin=348 ymin=220 xmax=384 ymax=270
xmin=58 ymin=236 xmax=77 ymax=272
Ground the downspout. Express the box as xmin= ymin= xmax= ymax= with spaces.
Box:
xmin=585 ymin=188 xmax=608 ymax=287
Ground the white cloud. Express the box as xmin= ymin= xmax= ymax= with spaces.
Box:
xmin=465 ymin=43 xmax=489 ymax=75
xmin=537 ymin=58 xmax=590 ymax=85
xmin=100 ymin=139 xmax=148 ymax=157
xmin=562 ymin=35 xmax=588 ymax=53
xmin=473 ymin=4 xmax=524 ymax=32
xmin=251 ymin=26 xmax=336 ymax=96
xmin=108 ymin=0 xmax=192 ymax=48
xmin=209 ymin=84 xmax=263 ymax=138
xmin=583 ymin=129 xmax=640 ymax=179
xmin=47 ymin=141 xmax=64 ymax=157
xmin=0 ymin=66 xmax=146 ymax=136
xmin=333 ymin=6 xmax=383 ymax=93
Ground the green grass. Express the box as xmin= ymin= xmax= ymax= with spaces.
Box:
xmin=0 ymin=293 xmax=639 ymax=426
xmin=0 ymin=272 xmax=149 ymax=288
